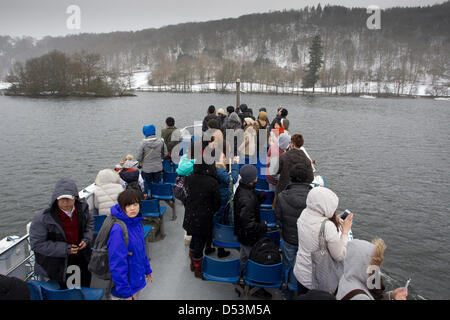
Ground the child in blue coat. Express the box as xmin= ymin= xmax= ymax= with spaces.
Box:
xmin=108 ymin=190 xmax=152 ymax=300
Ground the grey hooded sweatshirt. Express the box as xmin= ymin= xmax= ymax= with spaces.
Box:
xmin=29 ymin=178 xmax=93 ymax=282
xmin=335 ymin=239 xmax=391 ymax=300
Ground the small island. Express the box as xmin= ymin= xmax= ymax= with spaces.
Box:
xmin=4 ymin=50 xmax=135 ymax=97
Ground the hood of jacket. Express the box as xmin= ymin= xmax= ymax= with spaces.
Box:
xmin=142 ymin=136 xmax=162 ymax=148
xmin=226 ymin=112 xmax=242 ymax=129
xmin=50 ymin=178 xmax=79 ymax=206
xmin=110 ymin=203 xmax=143 ymax=226
xmin=304 ymin=187 xmax=339 ymax=219
xmin=176 ymin=154 xmax=195 ymax=176
xmin=95 ymin=168 xmax=120 ymax=186
xmin=336 ymin=239 xmax=376 ymax=299
xmin=119 ymin=169 xmax=140 ymax=183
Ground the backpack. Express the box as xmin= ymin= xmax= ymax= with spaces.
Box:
xmin=172 ymin=175 xmax=187 ymax=204
xmin=88 ymin=215 xmax=130 ymax=280
xmin=249 ymin=237 xmax=281 ymax=265
xmin=126 ymin=180 xmax=142 ymax=193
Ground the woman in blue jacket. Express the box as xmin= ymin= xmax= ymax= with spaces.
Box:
xmin=108 ymin=190 xmax=152 ymax=300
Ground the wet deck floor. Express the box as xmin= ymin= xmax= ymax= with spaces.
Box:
xmin=139 ymin=200 xmax=283 ymax=300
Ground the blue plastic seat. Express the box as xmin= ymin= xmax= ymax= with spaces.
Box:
xmin=255 ymin=178 xmax=269 ymax=192
xmin=258 ymin=191 xmax=275 ymax=209
xmin=212 ymin=223 xmax=240 ymax=249
xmin=141 ymin=199 xmax=167 ymax=218
xmin=264 ymin=229 xmax=281 ymax=247
xmin=93 ymin=215 xmax=107 ymax=235
xmin=27 ymin=280 xmax=60 ymax=300
xmin=150 ymin=182 xmax=174 ymax=201
xmin=162 ymin=159 xmax=176 ymax=173
xmin=244 ymin=260 xmax=283 ymax=289
xmin=41 ymin=286 xmax=104 ymax=300
xmin=163 ymin=171 xmax=178 ymax=186
xmin=202 ymin=256 xmax=241 ymax=283
xmin=260 ymin=209 xmax=276 ymax=228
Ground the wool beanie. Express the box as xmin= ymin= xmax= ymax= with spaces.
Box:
xmin=143 ymin=124 xmax=156 ymax=137
xmin=239 ymin=164 xmax=258 ymax=184
xmin=278 ymin=133 xmax=291 ymax=150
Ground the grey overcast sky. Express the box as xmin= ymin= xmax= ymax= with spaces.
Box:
xmin=0 ymin=0 xmax=447 ymax=39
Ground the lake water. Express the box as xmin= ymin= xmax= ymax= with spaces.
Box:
xmin=0 ymin=92 xmax=449 ymax=299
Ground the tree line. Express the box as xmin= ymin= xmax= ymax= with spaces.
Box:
xmin=1 ymin=2 xmax=449 ymax=96
xmin=5 ymin=50 xmax=130 ymax=97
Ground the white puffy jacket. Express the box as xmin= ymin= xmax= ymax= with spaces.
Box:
xmin=93 ymin=169 xmax=124 ymax=215
xmin=293 ymin=187 xmax=349 ymax=289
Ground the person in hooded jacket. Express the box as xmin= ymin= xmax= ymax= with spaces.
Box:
xmin=223 ymin=112 xmax=243 ymax=158
xmin=293 ymin=187 xmax=353 ymax=295
xmin=92 ymin=168 xmax=124 ymax=215
xmin=136 ymin=124 xmax=168 ymax=195
xmin=275 ymin=161 xmax=314 ymax=299
xmin=236 ymin=104 xmax=255 ymax=125
xmin=183 ymin=158 xmax=222 ymax=278
xmin=118 ymin=159 xmax=145 ymax=194
xmin=335 ymin=238 xmax=408 ymax=300
xmin=107 ymin=189 xmax=152 ymax=300
xmin=30 ymin=178 xmax=94 ymax=288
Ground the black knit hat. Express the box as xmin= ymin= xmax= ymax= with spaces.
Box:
xmin=240 ymin=164 xmax=258 ymax=184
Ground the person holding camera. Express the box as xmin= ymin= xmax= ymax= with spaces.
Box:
xmin=30 ymin=178 xmax=94 ymax=288
xmin=293 ymin=186 xmax=352 ymax=295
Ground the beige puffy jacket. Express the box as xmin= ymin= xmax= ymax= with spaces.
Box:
xmin=93 ymin=169 xmax=124 ymax=215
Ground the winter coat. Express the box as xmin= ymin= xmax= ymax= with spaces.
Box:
xmin=276 ymin=149 xmax=311 ymax=195
xmin=108 ymin=204 xmax=152 ymax=299
xmin=216 ymin=164 xmax=239 ymax=208
xmin=274 ymin=183 xmax=312 ymax=246
xmin=30 ymin=178 xmax=93 ymax=283
xmin=237 ymin=125 xmax=257 ymax=157
xmin=237 ymin=105 xmax=255 ymax=124
xmin=136 ymin=135 xmax=168 ymax=173
xmin=265 ymin=144 xmax=286 ymax=186
xmin=202 ymin=114 xmax=220 ymax=132
xmin=293 ymin=187 xmax=348 ymax=289
xmin=119 ymin=169 xmax=145 ymax=192
xmin=233 ymin=181 xmax=267 ymax=247
xmin=223 ymin=112 xmax=242 ymax=131
xmin=93 ymin=169 xmax=124 ymax=215
xmin=183 ymin=163 xmax=222 ymax=236
xmin=161 ymin=126 xmax=180 ymax=155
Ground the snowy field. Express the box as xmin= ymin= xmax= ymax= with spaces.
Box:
xmin=1 ymin=71 xmax=448 ymax=97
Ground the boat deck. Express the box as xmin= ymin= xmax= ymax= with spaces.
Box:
xmin=139 ymin=200 xmax=283 ymax=300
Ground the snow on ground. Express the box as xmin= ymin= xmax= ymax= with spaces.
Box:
xmin=126 ymin=71 xmax=449 ymax=97
xmin=0 ymin=82 xmax=11 ymax=90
